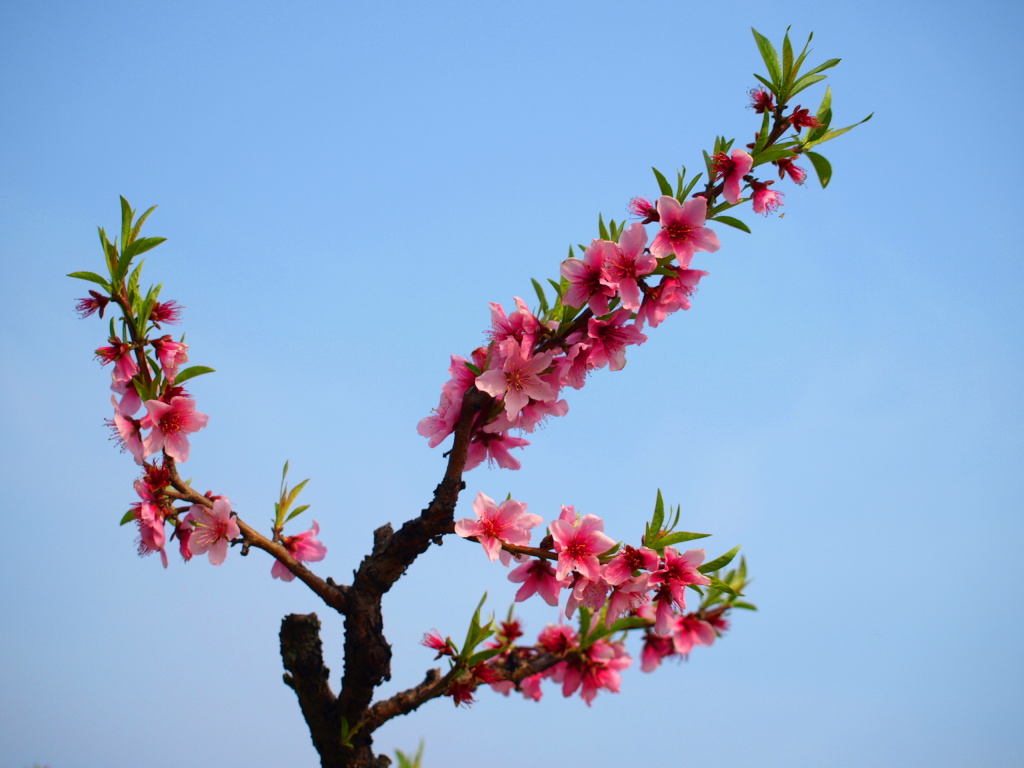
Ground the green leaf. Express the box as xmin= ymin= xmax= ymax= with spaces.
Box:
xmin=119 ymin=508 xmax=136 ymax=526
xmin=699 ymin=545 xmax=741 ymax=574
xmin=801 ymin=57 xmax=841 ymax=80
xmin=122 ymin=236 xmax=166 ymax=261
xmin=130 ymin=204 xmax=158 ymax=242
xmin=790 ymin=32 xmax=814 ymax=79
xmin=652 ymin=167 xmax=673 ymax=197
xmin=67 ymin=271 xmax=112 ymax=291
xmin=712 ymin=216 xmax=751 ymax=234
xmin=805 ymin=150 xmax=832 ymax=188
xmin=650 ymin=489 xmax=665 ymax=537
xmin=531 ymin=278 xmax=549 ymax=314
xmin=804 ymin=112 xmax=874 ymax=148
xmin=119 ymin=196 xmax=133 ymax=252
xmin=782 ymin=30 xmax=794 ymax=90
xmin=708 ymin=575 xmax=743 ymax=597
xmin=607 ymin=616 xmax=651 ymax=633
xmin=598 ymin=213 xmax=610 ymax=241
xmin=285 ymin=504 xmax=311 ymax=523
xmin=789 ymin=73 xmax=827 ymax=99
xmin=655 ymin=531 xmax=711 ymax=547
xmin=731 ymin=601 xmax=758 ymax=611
xmin=394 ymin=742 xmax=425 ymax=768
xmin=172 ymin=365 xmax=216 ymax=385
xmin=753 ymin=146 xmax=799 ymax=167
xmin=465 ymin=646 xmax=505 ymax=667
xmin=679 ymin=172 xmax=704 ymax=201
xmin=751 ymin=28 xmax=782 ymax=87
xmin=752 ymin=72 xmax=775 ymax=93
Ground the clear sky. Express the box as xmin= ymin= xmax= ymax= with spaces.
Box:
xmin=2 ymin=1 xmax=1022 ymax=766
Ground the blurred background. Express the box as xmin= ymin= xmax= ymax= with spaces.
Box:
xmin=1 ymin=1 xmax=1021 ymax=766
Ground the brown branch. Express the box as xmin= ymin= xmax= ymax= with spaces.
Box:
xmin=336 ymin=387 xmax=490 ymax=721
xmin=164 ymin=455 xmax=350 ymax=613
xmin=280 ymin=613 xmax=347 ymax=766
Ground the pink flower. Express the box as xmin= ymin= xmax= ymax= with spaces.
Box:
xmin=787 ymin=105 xmax=821 ymax=134
xmin=585 ymin=308 xmax=647 ymax=372
xmin=649 ymin=196 xmax=720 ymax=267
xmin=549 ymin=508 xmax=616 ymax=581
xmin=271 ymin=520 xmax=328 ymax=581
xmin=464 ymin=431 xmax=529 ymax=471
xmin=187 ymin=498 xmax=239 ymax=566
xmin=488 ymin=297 xmax=540 ymax=352
xmin=671 ymin=614 xmax=716 ymax=655
xmin=636 ymin=267 xmax=708 ymax=329
xmin=775 ymin=156 xmax=807 ymax=185
xmin=751 ymin=180 xmax=785 ymax=215
xmin=474 ymin=341 xmax=555 ymax=421
xmin=748 ymin=87 xmax=775 ymax=114
xmin=95 ymin=337 xmax=139 ymax=387
xmin=454 ymin=492 xmax=542 ymax=564
xmin=564 ymin=574 xmax=609 ymax=619
xmin=422 ymin=630 xmax=455 ymax=659
xmin=141 ymin=396 xmax=209 ymax=463
xmin=151 ymin=336 xmax=189 ymax=382
xmin=108 ymin=396 xmax=146 ymax=464
xmin=599 ymin=222 xmax=656 ymax=312
xmin=149 ymin=300 xmax=183 ymax=328
xmin=561 ymin=240 xmax=616 ymax=315
xmin=603 ymin=544 xmax=660 ymax=586
xmin=627 ymin=196 xmax=658 ymax=221
xmin=640 ymin=632 xmax=675 ymax=672
xmin=648 ymin=547 xmax=712 ymax=625
xmin=134 ymin=501 xmax=168 ymax=568
xmin=711 ymin=149 xmax=754 ymax=205
xmin=75 ymin=290 xmax=110 ymax=319
xmin=604 ymin=574 xmax=650 ymax=627
xmin=556 ymin=639 xmax=631 ymax=706
xmin=508 ymin=558 xmax=567 ymax=606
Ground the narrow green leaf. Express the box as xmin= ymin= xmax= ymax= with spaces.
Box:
xmin=172 ymin=365 xmax=216 ymax=385
xmin=531 ymin=278 xmax=549 ymax=314
xmin=680 ymin=172 xmax=703 ymax=200
xmin=652 ymin=167 xmax=673 ymax=197
xmin=120 ymin=508 xmax=136 ymax=526
xmin=801 ymin=57 xmax=841 ymax=79
xmin=130 ymin=204 xmax=159 ymax=242
xmin=122 ymin=236 xmax=166 ymax=261
xmin=789 ymin=73 xmax=827 ymax=98
xmin=731 ymin=601 xmax=758 ymax=611
xmin=754 ymin=111 xmax=771 ymax=154
xmin=753 ymin=146 xmax=798 ymax=167
xmin=119 ymin=196 xmax=133 ymax=251
xmin=805 ymin=150 xmax=833 ymax=188
xmin=655 ymin=531 xmax=711 ymax=547
xmin=699 ymin=545 xmax=741 ymax=574
xmin=712 ymin=215 xmax=751 ymax=234
xmin=782 ymin=31 xmax=794 ymax=89
xmin=607 ymin=616 xmax=651 ymax=632
xmin=791 ymin=32 xmax=814 ymax=78
xmin=751 ymin=28 xmax=782 ymax=87
xmin=466 ymin=647 xmax=504 ymax=667
xmin=285 ymin=478 xmax=311 ymax=508
xmin=708 ymin=575 xmax=743 ymax=597
xmin=284 ymin=504 xmax=311 ymax=523
xmin=67 ymin=271 xmax=112 ymax=291
xmin=752 ymin=73 xmax=775 ymax=92
xmin=652 ymin=489 xmax=665 ymax=531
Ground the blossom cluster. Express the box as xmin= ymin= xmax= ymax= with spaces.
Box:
xmin=430 ymin=492 xmax=746 ymax=706
xmin=419 ymin=89 xmax=823 ymax=469
xmin=74 ymin=204 xmax=326 ymax=576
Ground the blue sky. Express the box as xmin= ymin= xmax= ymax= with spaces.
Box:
xmin=2 ymin=1 xmax=1022 ymax=766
